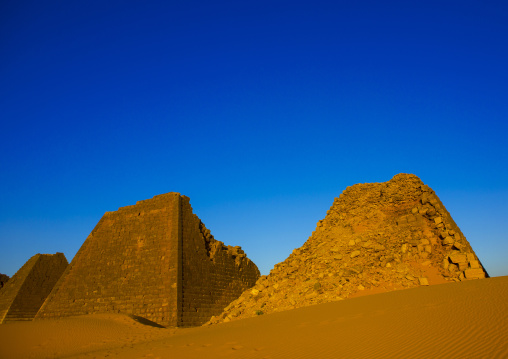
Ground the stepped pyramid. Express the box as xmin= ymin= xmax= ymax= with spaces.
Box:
xmin=210 ymin=174 xmax=488 ymax=324
xmin=0 ymin=253 xmax=68 ymax=323
xmin=36 ymin=193 xmax=259 ymax=327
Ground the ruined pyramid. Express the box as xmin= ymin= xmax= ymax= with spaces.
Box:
xmin=0 ymin=253 xmax=68 ymax=323
xmin=210 ymin=174 xmax=488 ymax=324
xmin=0 ymin=274 xmax=8 ymax=289
xmin=36 ymin=193 xmax=259 ymax=327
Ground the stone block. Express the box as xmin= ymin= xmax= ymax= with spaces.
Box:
xmin=458 ymin=262 xmax=468 ymax=271
xmin=469 ymin=260 xmax=480 ymax=269
xmin=453 ymin=242 xmax=463 ymax=250
xmin=443 ymin=236 xmax=454 ymax=246
xmin=442 ymin=258 xmax=449 ymax=270
xmin=401 ymin=244 xmax=407 ymax=253
xmin=350 ymin=251 xmax=361 ymax=258
xmin=448 ymin=253 xmax=467 ymax=264
xmin=464 ymin=269 xmax=485 ymax=279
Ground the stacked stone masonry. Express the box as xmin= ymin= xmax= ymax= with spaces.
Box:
xmin=0 ymin=253 xmax=68 ymax=323
xmin=180 ymin=196 xmax=260 ymax=326
xmin=210 ymin=174 xmax=488 ymax=324
xmin=35 ymin=193 xmax=259 ymax=327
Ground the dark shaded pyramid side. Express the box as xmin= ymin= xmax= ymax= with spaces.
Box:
xmin=211 ymin=174 xmax=488 ymax=324
xmin=0 ymin=253 xmax=68 ymax=323
xmin=0 ymin=274 xmax=9 ymax=290
xmin=36 ymin=193 xmax=259 ymax=327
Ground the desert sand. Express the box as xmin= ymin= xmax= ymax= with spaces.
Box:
xmin=1 ymin=276 xmax=507 ymax=359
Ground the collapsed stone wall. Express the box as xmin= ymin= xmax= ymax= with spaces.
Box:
xmin=0 ymin=274 xmax=9 ymax=290
xmin=0 ymin=253 xmax=68 ymax=323
xmin=210 ymin=174 xmax=488 ymax=324
xmin=36 ymin=193 xmax=259 ymax=327
xmin=180 ymin=197 xmax=260 ymax=326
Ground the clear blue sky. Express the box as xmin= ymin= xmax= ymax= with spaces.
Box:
xmin=1 ymin=1 xmax=507 ymax=277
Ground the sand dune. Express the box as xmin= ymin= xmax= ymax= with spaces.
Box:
xmin=1 ymin=276 xmax=507 ymax=359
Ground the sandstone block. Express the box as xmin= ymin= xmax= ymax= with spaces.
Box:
xmin=458 ymin=262 xmax=468 ymax=271
xmin=449 ymin=253 xmax=467 ymax=264
xmin=418 ymin=277 xmax=429 ymax=286
xmin=453 ymin=242 xmax=463 ymax=250
xmin=443 ymin=236 xmax=454 ymax=246
xmin=464 ymin=268 xmax=485 ymax=279
xmin=442 ymin=258 xmax=449 ymax=270
xmin=469 ymin=260 xmax=480 ymax=269
xmin=305 ymin=292 xmax=318 ymax=299
xmin=448 ymin=263 xmax=458 ymax=272
xmin=362 ymin=241 xmax=373 ymax=248
xmin=350 ymin=251 xmax=361 ymax=258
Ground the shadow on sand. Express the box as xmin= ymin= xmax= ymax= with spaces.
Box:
xmin=127 ymin=314 xmax=166 ymax=328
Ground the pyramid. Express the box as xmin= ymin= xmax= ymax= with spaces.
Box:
xmin=0 ymin=274 xmax=8 ymax=289
xmin=0 ymin=253 xmax=68 ymax=323
xmin=36 ymin=193 xmax=260 ymax=327
xmin=210 ymin=174 xmax=488 ymax=324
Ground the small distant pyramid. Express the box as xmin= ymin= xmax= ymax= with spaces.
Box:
xmin=36 ymin=193 xmax=259 ymax=327
xmin=0 ymin=274 xmax=9 ymax=289
xmin=0 ymin=253 xmax=68 ymax=323
xmin=211 ymin=174 xmax=488 ymax=324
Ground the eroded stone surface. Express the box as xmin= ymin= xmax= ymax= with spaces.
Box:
xmin=209 ymin=174 xmax=488 ymax=324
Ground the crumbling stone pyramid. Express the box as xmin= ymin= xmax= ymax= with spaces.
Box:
xmin=0 ymin=274 xmax=8 ymax=289
xmin=0 ymin=253 xmax=68 ymax=323
xmin=36 ymin=193 xmax=259 ymax=327
xmin=210 ymin=174 xmax=488 ymax=324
